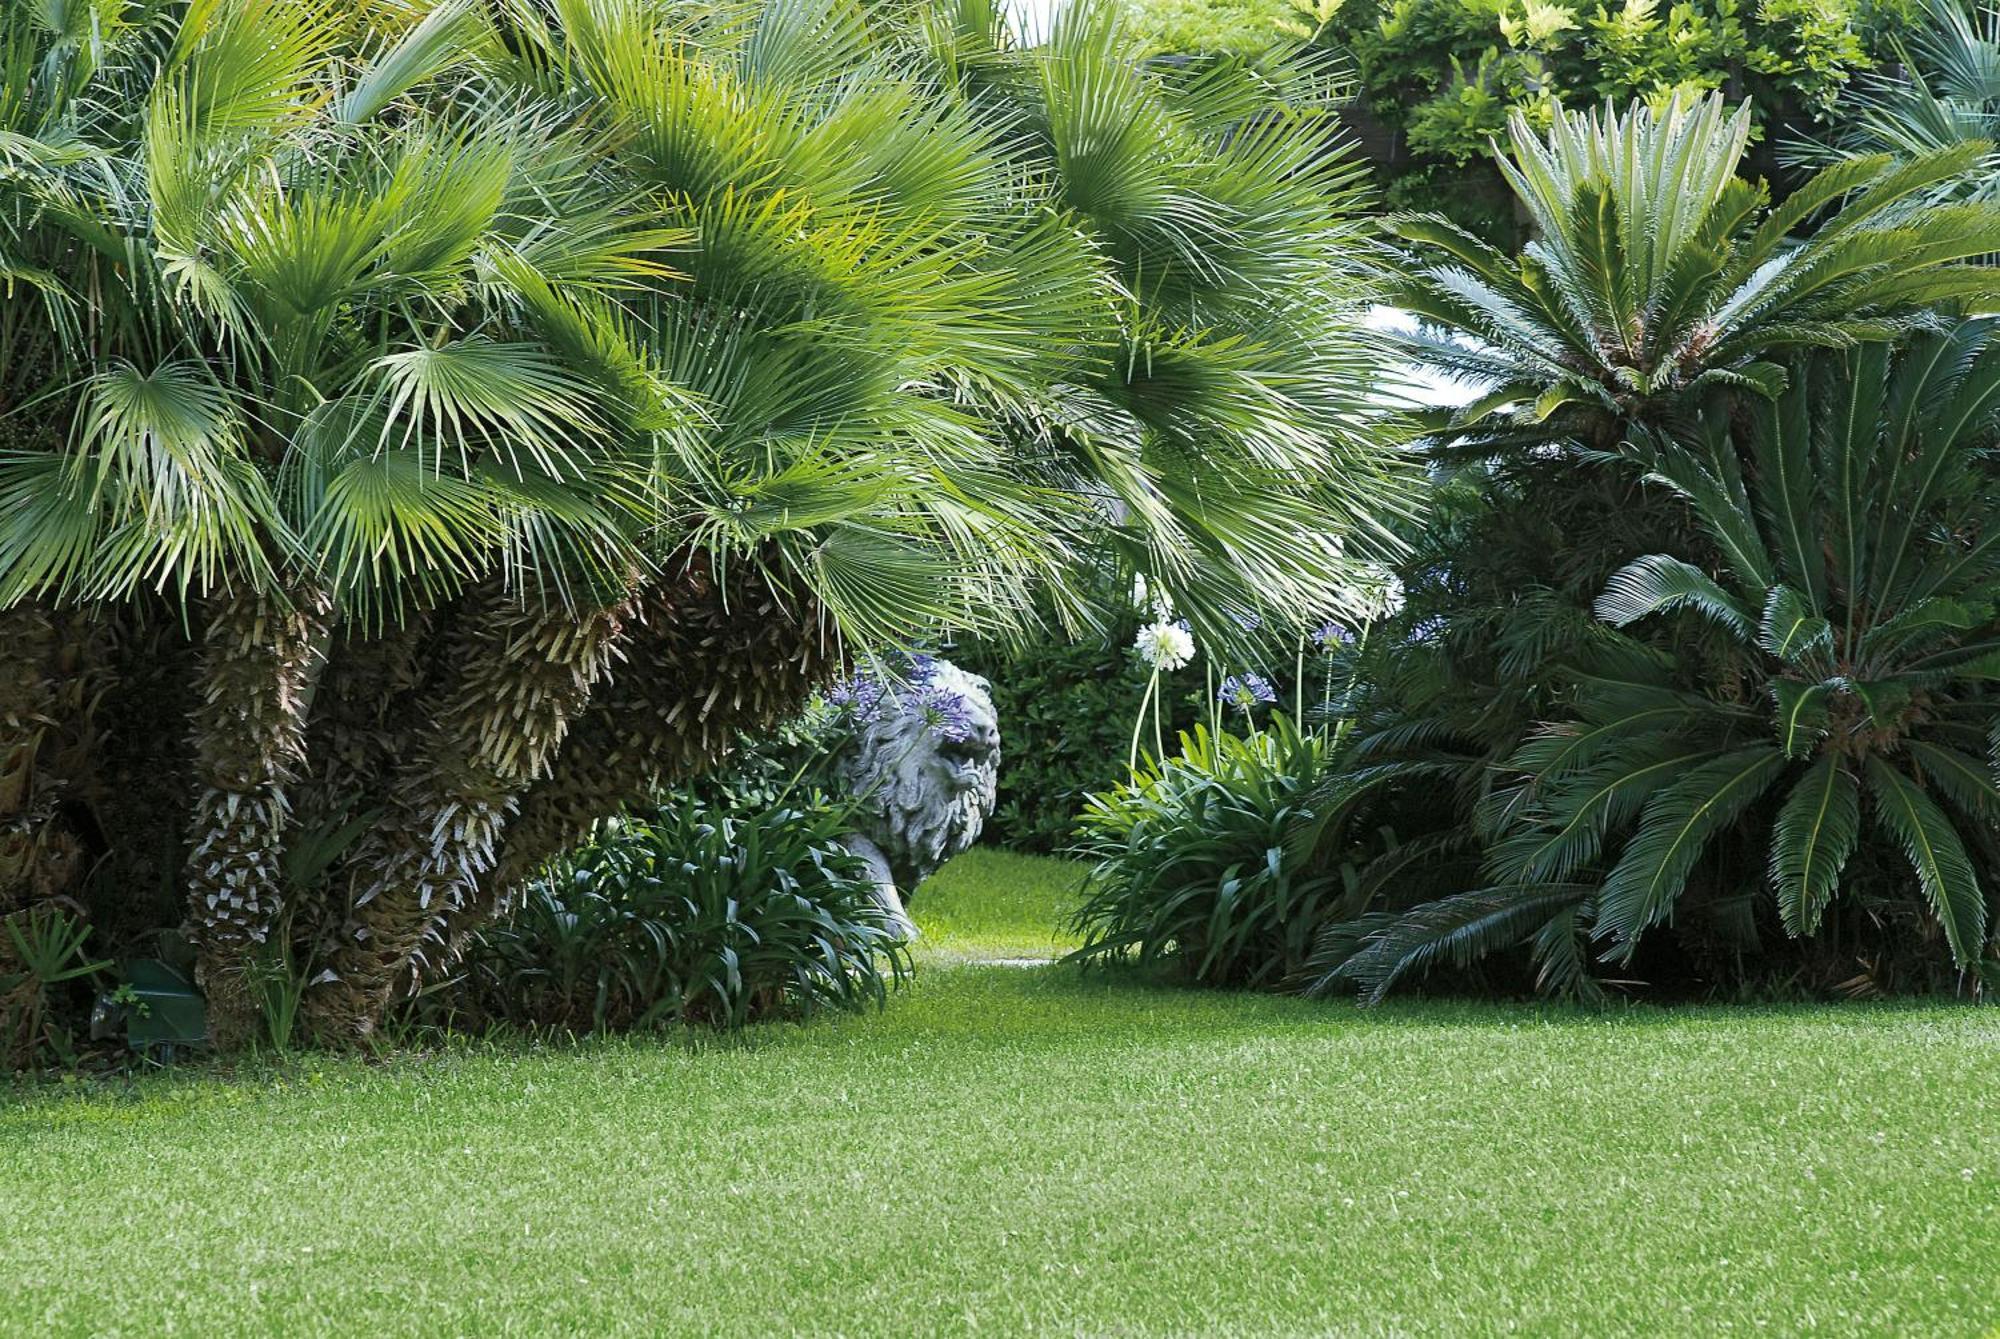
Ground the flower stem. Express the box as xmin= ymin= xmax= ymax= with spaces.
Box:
xmin=1129 ymin=668 xmax=1160 ymax=773
xmin=1330 ymin=623 xmax=1372 ymax=753
xmin=1294 ymin=636 xmax=1306 ymax=730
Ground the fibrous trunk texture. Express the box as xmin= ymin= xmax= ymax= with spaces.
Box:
xmin=184 ymin=587 xmax=331 ymax=1051
xmin=434 ymin=557 xmax=837 ymax=962
xmin=0 ymin=601 xmax=109 ymax=1066
xmin=298 ymin=612 xmax=435 ymax=838
xmin=308 ymin=587 xmax=632 ymax=1042
xmin=1 ymin=602 xmax=77 ymax=915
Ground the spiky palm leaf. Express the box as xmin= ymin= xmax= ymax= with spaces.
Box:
xmin=0 ymin=0 xmax=1410 ymax=1042
xmin=1391 ymin=95 xmax=2000 ymax=451
xmin=1343 ymin=327 xmax=2000 ymax=997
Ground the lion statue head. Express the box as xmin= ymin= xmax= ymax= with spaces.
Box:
xmin=832 ymin=659 xmax=1000 ymax=911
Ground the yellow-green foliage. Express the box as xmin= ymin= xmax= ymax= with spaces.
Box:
xmin=1124 ymin=0 xmax=1299 ymax=54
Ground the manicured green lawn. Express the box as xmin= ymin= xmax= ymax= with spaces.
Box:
xmin=903 ymin=845 xmax=1085 ymax=961
xmin=4 ymin=851 xmax=1998 ymax=1336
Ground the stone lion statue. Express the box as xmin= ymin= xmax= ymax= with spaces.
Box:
xmin=831 ymin=659 xmax=999 ymax=939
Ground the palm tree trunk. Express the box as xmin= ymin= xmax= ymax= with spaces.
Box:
xmin=298 ymin=611 xmax=436 ymax=836
xmin=184 ymin=587 xmax=332 ymax=1051
xmin=438 ymin=559 xmax=835 ymax=960
xmin=306 ymin=586 xmax=632 ymax=1042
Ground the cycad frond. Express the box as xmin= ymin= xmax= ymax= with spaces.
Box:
xmin=1867 ymin=757 xmax=1988 ymax=966
xmin=1325 ymin=884 xmax=1592 ymax=1004
xmin=1595 ymin=553 xmax=1754 ymax=640
xmin=1769 ymin=756 xmax=1862 ymax=936
xmin=1593 ymin=745 xmax=1786 ymax=958
xmin=1394 ymin=95 xmax=2000 ymax=452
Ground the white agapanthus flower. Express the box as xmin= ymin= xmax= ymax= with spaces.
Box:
xmin=1132 ymin=574 xmax=1177 ymax=620
xmin=1135 ymin=618 xmax=1196 ymax=671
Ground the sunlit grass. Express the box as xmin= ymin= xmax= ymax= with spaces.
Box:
xmin=4 ymin=852 xmax=1997 ymax=1336
xmin=907 ymin=846 xmax=1084 ymax=963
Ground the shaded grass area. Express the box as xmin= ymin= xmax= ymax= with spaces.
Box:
xmin=4 ymin=853 xmax=1998 ymax=1336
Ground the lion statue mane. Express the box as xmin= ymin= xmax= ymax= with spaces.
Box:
xmin=832 ymin=659 xmax=999 ymax=938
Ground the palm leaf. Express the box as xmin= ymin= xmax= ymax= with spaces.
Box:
xmin=1594 ymin=745 xmax=1787 ymax=959
xmin=1329 ymin=885 xmax=1593 ymax=1004
xmin=1595 ymin=553 xmax=1754 ymax=640
xmin=1865 ymin=757 xmax=1987 ymax=967
xmin=1769 ymin=756 xmax=1860 ymax=935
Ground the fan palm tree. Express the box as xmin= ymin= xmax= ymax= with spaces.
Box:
xmin=1311 ymin=327 xmax=2000 ymax=1002
xmin=1784 ymin=0 xmax=2000 ymax=196
xmin=0 ymin=0 xmax=1414 ymax=1043
xmin=1390 ymin=94 xmax=2000 ymax=450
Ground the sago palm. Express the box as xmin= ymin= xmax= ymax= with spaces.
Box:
xmin=1390 ymin=94 xmax=2000 ymax=449
xmin=1312 ymin=328 xmax=2000 ymax=1002
xmin=0 ymin=0 xmax=1413 ymax=1043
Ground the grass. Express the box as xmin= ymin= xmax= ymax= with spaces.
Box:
xmin=5 ymin=851 xmax=1999 ymax=1336
xmin=904 ymin=845 xmax=1084 ymax=961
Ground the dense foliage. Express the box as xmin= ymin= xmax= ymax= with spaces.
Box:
xmin=1334 ymin=104 xmax=2000 ymax=1000
xmin=1126 ymin=0 xmax=1297 ymax=55
xmin=1069 ymin=718 xmax=1343 ymax=986
xmin=1127 ymin=0 xmax=1923 ymax=237
xmin=1342 ymin=0 xmax=1882 ymax=158
xmin=0 ymin=0 xmax=1408 ymax=1049
xmin=1390 ymin=94 xmax=2000 ymax=450
xmin=1074 ymin=95 xmax=2000 ymax=1005
xmin=1788 ymin=0 xmax=2000 ymax=185
xmin=421 ymin=796 xmax=907 ymax=1033
xmin=951 ymin=615 xmax=1201 ymax=852
xmin=1309 ymin=334 xmax=2000 ymax=1003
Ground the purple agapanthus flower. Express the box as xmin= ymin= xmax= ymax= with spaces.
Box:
xmin=916 ymin=682 xmax=975 ymax=743
xmin=828 ymin=651 xmax=955 ymax=731
xmin=1313 ymin=620 xmax=1356 ymax=648
xmin=827 ymin=672 xmax=887 ymax=723
xmin=1229 ymin=610 xmax=1263 ymax=633
xmin=1218 ymin=673 xmax=1277 ymax=708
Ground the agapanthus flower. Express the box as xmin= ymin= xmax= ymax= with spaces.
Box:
xmin=1313 ymin=620 xmax=1356 ymax=648
xmin=915 ymin=683 xmax=975 ymax=743
xmin=827 ymin=673 xmax=887 ymax=722
xmin=1134 ymin=618 xmax=1196 ymax=671
xmin=1219 ymin=673 xmax=1277 ymax=708
xmin=830 ymin=650 xmax=944 ymax=722
xmin=1229 ymin=610 xmax=1263 ymax=633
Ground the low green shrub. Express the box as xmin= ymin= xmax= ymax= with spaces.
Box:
xmin=1068 ymin=718 xmax=1345 ymax=987
xmin=1125 ymin=0 xmax=1298 ymax=56
xmin=0 ymin=903 xmax=107 ymax=1070
xmin=1308 ymin=333 xmax=2000 ymax=1005
xmin=427 ymin=796 xmax=911 ymax=1034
